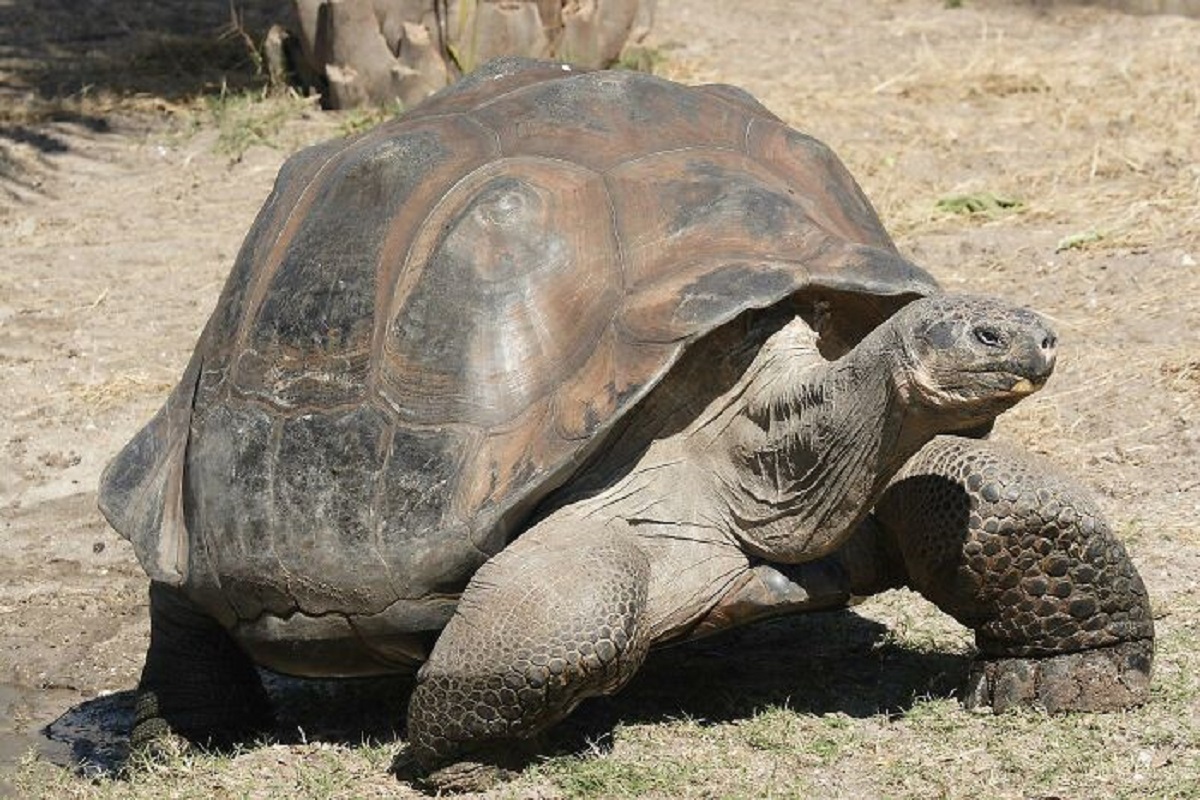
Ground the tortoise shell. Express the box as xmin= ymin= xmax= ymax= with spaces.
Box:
xmin=99 ymin=58 xmax=937 ymax=641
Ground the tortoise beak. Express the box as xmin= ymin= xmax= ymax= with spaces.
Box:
xmin=1005 ymin=323 xmax=1057 ymax=397
xmin=1009 ymin=376 xmax=1038 ymax=395
xmin=1012 ymin=321 xmax=1057 ymax=394
xmin=1029 ymin=331 xmax=1057 ymax=384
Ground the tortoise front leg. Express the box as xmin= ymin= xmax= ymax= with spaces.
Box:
xmin=132 ymin=582 xmax=273 ymax=751
xmin=873 ymin=435 xmax=1154 ymax=712
xmin=406 ymin=523 xmax=653 ymax=789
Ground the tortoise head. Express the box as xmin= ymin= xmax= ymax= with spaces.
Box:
xmin=890 ymin=294 xmax=1058 ymax=428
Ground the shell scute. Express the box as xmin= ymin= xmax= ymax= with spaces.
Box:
xmin=380 ymin=157 xmax=622 ymax=429
xmin=232 ymin=117 xmax=498 ymax=409
xmin=468 ymin=69 xmax=753 ymax=171
xmin=185 ymin=401 xmax=290 ymax=619
xmin=747 ymin=119 xmax=895 ymax=250
xmin=270 ymin=404 xmax=394 ymax=614
xmin=378 ymin=425 xmax=481 ymax=596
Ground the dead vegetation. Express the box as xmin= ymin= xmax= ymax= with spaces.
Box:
xmin=655 ymin=2 xmax=1200 ymax=251
xmin=2 ymin=1 xmax=1199 ymax=798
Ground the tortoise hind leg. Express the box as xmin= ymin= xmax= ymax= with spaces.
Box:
xmin=132 ymin=582 xmax=273 ymax=751
xmin=406 ymin=523 xmax=653 ymax=789
xmin=873 ymin=435 xmax=1154 ymax=712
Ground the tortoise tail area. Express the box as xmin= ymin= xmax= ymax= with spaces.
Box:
xmin=97 ymin=357 xmax=200 ymax=586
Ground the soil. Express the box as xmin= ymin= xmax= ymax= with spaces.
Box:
xmin=1 ymin=0 xmax=1197 ymax=797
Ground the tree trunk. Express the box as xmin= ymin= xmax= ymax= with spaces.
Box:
xmin=290 ymin=0 xmax=656 ymax=110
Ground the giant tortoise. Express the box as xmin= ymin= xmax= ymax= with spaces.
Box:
xmin=99 ymin=58 xmax=1153 ymax=784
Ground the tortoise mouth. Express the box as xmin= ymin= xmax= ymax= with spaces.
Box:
xmin=970 ymin=371 xmax=1048 ymax=404
xmin=909 ymin=367 xmax=1049 ymax=409
xmin=1004 ymin=374 xmax=1046 ymax=397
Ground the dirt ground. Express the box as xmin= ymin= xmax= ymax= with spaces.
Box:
xmin=1 ymin=0 xmax=1198 ymax=797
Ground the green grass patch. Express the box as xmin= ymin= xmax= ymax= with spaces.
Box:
xmin=540 ymin=751 xmax=693 ymax=799
xmin=1055 ymin=229 xmax=1105 ymax=252
xmin=935 ymin=191 xmax=1023 ymax=217
xmin=740 ymin=706 xmax=798 ymax=752
xmin=616 ymin=45 xmax=668 ymax=74
xmin=337 ymin=101 xmax=406 ymax=137
xmin=204 ymin=84 xmax=315 ymax=161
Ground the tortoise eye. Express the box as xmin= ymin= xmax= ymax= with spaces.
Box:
xmin=974 ymin=327 xmax=1003 ymax=347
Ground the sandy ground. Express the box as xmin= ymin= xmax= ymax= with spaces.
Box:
xmin=1 ymin=0 xmax=1198 ymax=797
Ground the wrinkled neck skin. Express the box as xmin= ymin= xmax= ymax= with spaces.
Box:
xmin=688 ymin=317 xmax=944 ymax=564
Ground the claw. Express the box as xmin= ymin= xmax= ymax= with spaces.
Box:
xmin=964 ymin=639 xmax=1153 ymax=713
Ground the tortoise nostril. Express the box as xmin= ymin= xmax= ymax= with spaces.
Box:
xmin=1041 ymin=334 xmax=1057 ymax=351
xmin=1037 ymin=342 xmax=1058 ymax=380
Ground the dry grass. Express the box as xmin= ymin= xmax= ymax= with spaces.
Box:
xmin=5 ymin=1 xmax=1200 ymax=799
xmin=15 ymin=596 xmax=1199 ymax=798
xmin=657 ymin=3 xmax=1200 ymax=250
xmin=66 ymin=374 xmax=176 ymax=413
xmin=200 ymin=86 xmax=318 ymax=161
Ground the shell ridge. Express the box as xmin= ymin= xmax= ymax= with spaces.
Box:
xmin=743 ymin=115 xmax=759 ymax=156
xmin=263 ymin=413 xmax=291 ymax=605
xmin=221 ymin=389 xmax=375 ymax=417
xmin=232 ymin=139 xmax=359 ymax=359
xmin=599 ymin=144 xmax=743 ymax=177
xmin=543 ymin=173 xmax=629 ymax=442
xmin=462 ymin=65 xmax=585 ymax=116
xmin=598 ymin=171 xmax=629 ymax=291
xmin=368 ymin=421 xmax=403 ymax=602
xmin=227 ymin=589 xmax=465 ymax=627
xmin=365 ymin=113 xmax=503 ymax=395
xmin=153 ymin=356 xmax=201 ymax=584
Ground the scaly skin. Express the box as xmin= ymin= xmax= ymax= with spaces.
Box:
xmin=132 ymin=583 xmax=273 ymax=752
xmin=873 ymin=435 xmax=1154 ymax=712
xmin=407 ymin=525 xmax=653 ymax=769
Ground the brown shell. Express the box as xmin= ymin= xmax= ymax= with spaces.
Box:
xmin=99 ymin=58 xmax=938 ymax=629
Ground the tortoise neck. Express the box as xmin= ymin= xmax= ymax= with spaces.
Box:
xmin=558 ymin=314 xmax=943 ymax=565
xmin=704 ymin=318 xmax=933 ymax=563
